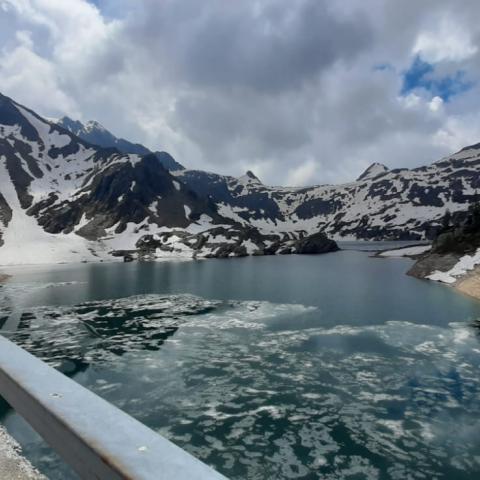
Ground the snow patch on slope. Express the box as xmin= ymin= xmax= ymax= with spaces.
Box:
xmin=0 ymin=157 xmax=101 ymax=265
xmin=15 ymin=105 xmax=71 ymax=149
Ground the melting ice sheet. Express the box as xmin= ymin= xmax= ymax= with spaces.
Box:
xmin=1 ymin=289 xmax=480 ymax=480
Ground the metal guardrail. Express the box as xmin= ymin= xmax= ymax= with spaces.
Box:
xmin=0 ymin=335 xmax=227 ymax=480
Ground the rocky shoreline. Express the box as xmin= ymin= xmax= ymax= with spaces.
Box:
xmin=409 ymin=256 xmax=480 ymax=301
xmin=118 ymin=229 xmax=340 ymax=261
xmin=407 ymin=203 xmax=480 ymax=300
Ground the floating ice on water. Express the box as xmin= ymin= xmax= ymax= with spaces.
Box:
xmin=1 ymin=290 xmax=480 ymax=479
xmin=0 ymin=293 xmax=317 ymax=370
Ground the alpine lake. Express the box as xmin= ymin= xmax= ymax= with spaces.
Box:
xmin=1 ymin=243 xmax=480 ymax=480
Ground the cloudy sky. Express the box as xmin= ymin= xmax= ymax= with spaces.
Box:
xmin=1 ymin=0 xmax=480 ymax=186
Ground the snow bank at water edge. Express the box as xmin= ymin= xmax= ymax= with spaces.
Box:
xmin=378 ymin=245 xmax=432 ymax=258
xmin=427 ymin=248 xmax=480 ymax=284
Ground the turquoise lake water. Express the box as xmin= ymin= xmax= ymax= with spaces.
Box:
xmin=1 ymin=250 xmax=480 ymax=479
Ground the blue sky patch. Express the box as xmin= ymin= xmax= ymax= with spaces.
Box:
xmin=401 ymin=55 xmax=474 ymax=101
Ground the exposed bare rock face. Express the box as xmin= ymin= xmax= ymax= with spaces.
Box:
xmin=293 ymin=232 xmax=340 ymax=254
xmin=408 ymin=253 xmax=463 ymax=279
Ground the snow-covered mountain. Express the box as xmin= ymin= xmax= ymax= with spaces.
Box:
xmin=0 ymin=93 xmax=337 ymax=264
xmin=1 ymin=91 xmax=480 ymax=264
xmin=57 ymin=116 xmax=185 ymax=172
xmin=175 ymin=150 xmax=480 ymax=241
xmin=56 ymin=112 xmax=480 ymax=242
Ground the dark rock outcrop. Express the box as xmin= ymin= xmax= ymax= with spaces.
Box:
xmin=408 ymin=203 xmax=480 ymax=279
xmin=0 ymin=192 xmax=12 ymax=246
xmin=134 ymin=227 xmax=338 ymax=259
xmin=293 ymin=232 xmax=339 ymax=254
xmin=407 ymin=253 xmax=462 ymax=279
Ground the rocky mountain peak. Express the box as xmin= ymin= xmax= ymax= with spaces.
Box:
xmin=238 ymin=170 xmax=262 ymax=185
xmin=154 ymin=151 xmax=185 ymax=172
xmin=84 ymin=120 xmax=107 ymax=133
xmin=57 ymin=116 xmax=84 ymax=135
xmin=357 ymin=163 xmax=389 ymax=181
xmin=56 ymin=116 xmax=185 ymax=171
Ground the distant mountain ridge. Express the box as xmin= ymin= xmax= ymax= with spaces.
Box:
xmin=173 ymin=149 xmax=480 ymax=240
xmin=49 ymin=107 xmax=480 ymax=241
xmin=57 ymin=116 xmax=185 ymax=172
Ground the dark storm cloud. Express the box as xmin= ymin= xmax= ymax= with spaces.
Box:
xmin=124 ymin=0 xmax=373 ymax=93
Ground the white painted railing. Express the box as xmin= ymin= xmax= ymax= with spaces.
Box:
xmin=0 ymin=335 xmax=227 ymax=480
